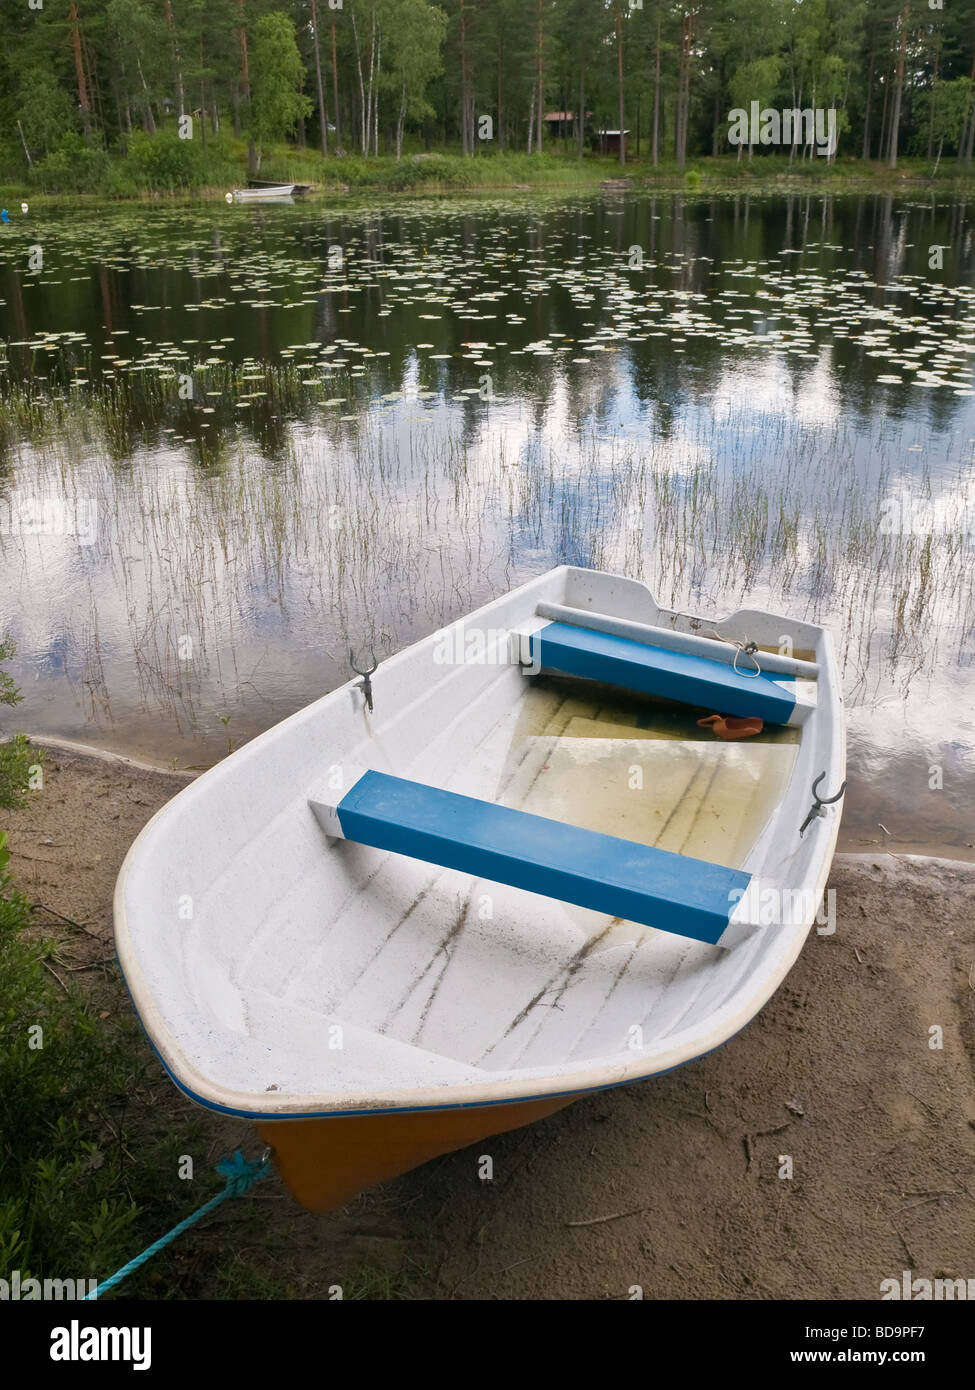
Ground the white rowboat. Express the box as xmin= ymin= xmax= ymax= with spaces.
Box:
xmin=231 ymin=184 xmax=296 ymax=201
xmin=114 ymin=567 xmax=845 ymax=1209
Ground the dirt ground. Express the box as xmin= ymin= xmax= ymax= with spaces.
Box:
xmin=5 ymin=743 xmax=975 ymax=1300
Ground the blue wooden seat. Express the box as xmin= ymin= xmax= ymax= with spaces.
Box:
xmin=527 ymin=621 xmax=797 ymax=725
xmin=314 ymin=770 xmax=752 ymax=946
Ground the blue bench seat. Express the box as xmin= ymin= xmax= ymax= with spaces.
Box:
xmin=320 ymin=770 xmax=752 ymax=946
xmin=528 ymin=621 xmax=797 ymax=725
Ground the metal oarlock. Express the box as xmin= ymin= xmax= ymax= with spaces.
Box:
xmin=800 ymin=771 xmax=847 ymax=836
xmin=350 ymin=648 xmax=377 ymax=713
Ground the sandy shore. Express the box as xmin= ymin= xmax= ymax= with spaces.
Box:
xmin=5 ymin=743 xmax=974 ymax=1299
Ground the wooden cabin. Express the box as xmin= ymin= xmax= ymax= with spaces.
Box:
xmin=593 ymin=128 xmax=630 ymax=158
xmin=542 ymin=111 xmax=591 ymax=141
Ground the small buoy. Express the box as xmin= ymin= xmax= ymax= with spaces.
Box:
xmin=225 ymin=192 xmax=233 ymax=203
xmin=21 ymin=201 xmax=28 ymax=214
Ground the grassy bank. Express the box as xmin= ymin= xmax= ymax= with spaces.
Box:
xmin=3 ymin=132 xmax=975 ymax=203
xmin=0 ymin=654 xmax=276 ymax=1296
xmin=0 ymin=643 xmax=411 ymax=1299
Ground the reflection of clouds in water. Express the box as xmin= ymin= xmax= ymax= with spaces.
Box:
xmin=710 ymin=354 xmax=840 ymax=428
xmin=2 ymin=406 xmax=974 ymax=844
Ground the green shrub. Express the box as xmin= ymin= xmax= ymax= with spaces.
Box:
xmin=125 ymin=130 xmax=207 ymax=191
xmin=0 ymin=637 xmax=38 ymax=812
xmin=31 ymin=132 xmax=110 ymax=193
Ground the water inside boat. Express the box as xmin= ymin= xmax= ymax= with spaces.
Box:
xmin=497 ymin=676 xmax=799 ymax=947
xmin=506 ymin=677 xmax=797 ymax=859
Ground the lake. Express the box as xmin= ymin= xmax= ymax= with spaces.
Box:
xmin=1 ymin=189 xmax=974 ymax=852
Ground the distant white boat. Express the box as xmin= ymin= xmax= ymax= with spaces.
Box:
xmin=231 ymin=184 xmax=296 ymax=202
xmin=114 ymin=566 xmax=846 ymax=1211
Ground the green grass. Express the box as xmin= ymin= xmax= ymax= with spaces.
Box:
xmin=4 ymin=125 xmax=975 ymax=203
xmin=0 ymin=639 xmax=420 ymax=1300
xmin=0 ymin=830 xmax=137 ymax=1286
xmin=0 ymin=817 xmax=416 ymax=1300
xmin=337 ymin=1265 xmax=417 ymax=1300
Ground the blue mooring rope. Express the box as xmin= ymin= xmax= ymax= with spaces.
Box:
xmin=83 ymin=1149 xmax=271 ymax=1300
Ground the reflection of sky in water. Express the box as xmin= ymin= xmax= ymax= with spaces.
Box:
xmin=1 ymin=192 xmax=975 ymax=850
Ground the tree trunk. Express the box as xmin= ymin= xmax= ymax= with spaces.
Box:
xmin=198 ymin=32 xmax=208 ymax=149
xmin=238 ymin=0 xmax=255 ymax=167
xmin=862 ymin=48 xmax=874 ymax=159
xmin=331 ymin=24 xmax=342 ymax=151
xmin=459 ymin=0 xmax=472 ymax=155
xmin=117 ymin=50 xmax=133 ymax=137
xmin=535 ymin=0 xmax=544 ymax=155
xmin=397 ymin=83 xmax=406 ymax=159
xmin=888 ymin=8 xmax=909 ymax=170
xmin=310 ymin=0 xmax=329 ymax=156
xmin=927 ymin=43 xmax=941 ymax=161
xmin=17 ymin=119 xmax=33 ymax=167
xmin=615 ymin=5 xmax=625 ymax=167
xmin=136 ymin=53 xmax=156 ymax=134
xmin=238 ymin=0 xmax=250 ymax=99
xmin=651 ymin=14 xmax=660 ymax=167
xmin=164 ymin=0 xmax=185 ymax=120
xmin=577 ymin=61 xmax=585 ymax=159
xmin=69 ymin=3 xmax=92 ymax=139
xmin=675 ymin=10 xmax=693 ymax=169
xmin=373 ymin=26 xmax=381 ymax=156
xmin=351 ymin=9 xmax=368 ymax=155
xmin=963 ymin=56 xmax=975 ymax=167
xmin=83 ymin=27 xmax=106 ymax=132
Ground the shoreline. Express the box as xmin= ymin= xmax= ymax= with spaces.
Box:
xmin=21 ymin=733 xmax=975 ymax=865
xmin=6 ymin=166 xmax=975 ymax=207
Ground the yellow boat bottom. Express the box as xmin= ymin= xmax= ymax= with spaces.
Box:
xmin=259 ymin=1095 xmax=576 ymax=1212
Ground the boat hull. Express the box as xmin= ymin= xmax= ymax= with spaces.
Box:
xmin=114 ymin=565 xmax=845 ymax=1212
xmin=258 ymin=1095 xmax=576 ymax=1212
xmin=232 ymin=185 xmax=296 ymax=201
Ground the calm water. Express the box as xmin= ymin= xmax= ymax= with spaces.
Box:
xmin=1 ymin=190 xmax=974 ymax=851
